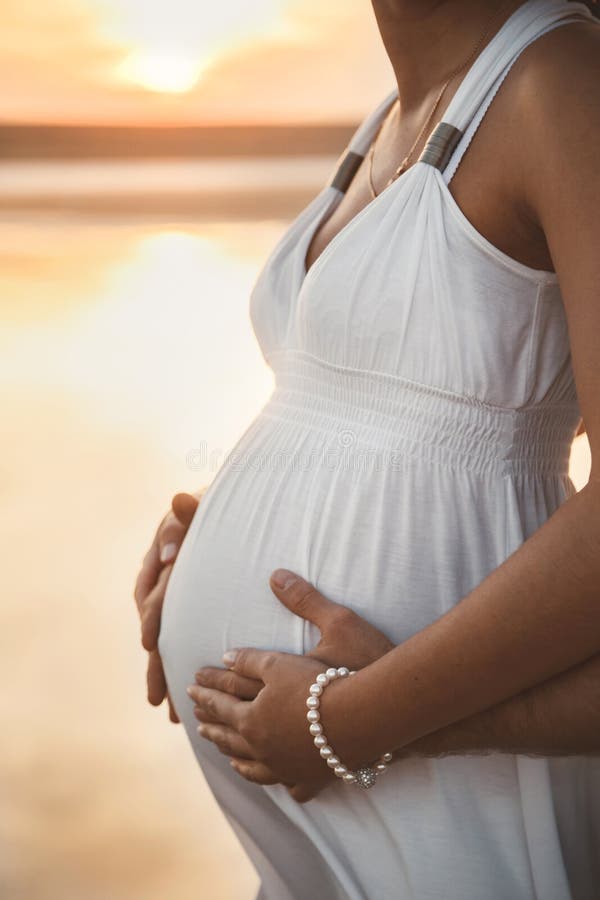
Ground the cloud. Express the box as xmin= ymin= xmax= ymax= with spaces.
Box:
xmin=187 ymin=0 xmax=393 ymax=122
xmin=0 ymin=0 xmax=126 ymax=121
xmin=0 ymin=0 xmax=393 ymax=123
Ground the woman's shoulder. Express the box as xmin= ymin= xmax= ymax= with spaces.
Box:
xmin=509 ymin=18 xmax=600 ymax=123
xmin=499 ymin=19 xmax=600 ymax=220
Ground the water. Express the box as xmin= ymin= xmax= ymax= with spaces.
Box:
xmin=0 ymin=191 xmax=291 ymax=900
xmin=0 ymin=159 xmax=591 ymax=900
xmin=0 ymin=157 xmax=336 ymax=197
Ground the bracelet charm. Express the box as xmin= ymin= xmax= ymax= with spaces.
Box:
xmin=305 ymin=667 xmax=394 ymax=789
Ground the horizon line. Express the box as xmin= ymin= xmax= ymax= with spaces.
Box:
xmin=0 ymin=119 xmax=360 ymax=130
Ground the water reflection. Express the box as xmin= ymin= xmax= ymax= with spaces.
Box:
xmin=1 ymin=215 xmax=282 ymax=900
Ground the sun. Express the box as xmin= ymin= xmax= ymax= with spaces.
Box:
xmin=117 ymin=51 xmax=206 ymax=94
xmin=96 ymin=0 xmax=288 ymax=96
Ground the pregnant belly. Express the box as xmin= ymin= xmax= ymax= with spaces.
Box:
xmin=153 ymin=392 xmax=589 ymax=900
xmin=159 ymin=412 xmax=356 ymax=687
xmin=158 ymin=404 xmax=512 ymax=714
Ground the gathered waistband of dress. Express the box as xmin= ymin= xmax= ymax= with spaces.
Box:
xmin=262 ymin=350 xmax=580 ymax=477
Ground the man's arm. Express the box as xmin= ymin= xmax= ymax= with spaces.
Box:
xmin=398 ymin=652 xmax=600 ymax=759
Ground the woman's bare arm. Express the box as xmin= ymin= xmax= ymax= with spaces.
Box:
xmin=319 ymin=30 xmax=600 ymax=768
xmin=322 ymin=478 xmax=600 ymax=768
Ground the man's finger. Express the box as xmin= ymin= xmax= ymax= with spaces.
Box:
xmin=158 ymin=516 xmax=188 ymax=565
xmin=171 ymin=492 xmax=199 ymax=528
xmin=229 ymin=758 xmax=284 ymax=786
xmin=147 ymin=649 xmax=167 ymax=706
xmin=134 ymin=500 xmax=181 ymax=612
xmin=222 ymin=647 xmax=284 ymax=681
xmin=167 ymin=691 xmax=180 ymax=724
xmin=135 ymin=491 xmax=202 ymax=615
xmin=141 ymin=564 xmax=172 ymax=652
xmin=197 ymin=724 xmax=255 ymax=759
xmin=134 ymin=540 xmax=162 ymax=614
xmin=186 ymin=684 xmax=244 ymax=728
xmin=158 ymin=491 xmax=201 ymax=564
xmin=195 ymin=666 xmax=262 ymax=700
xmin=269 ymin=570 xmax=345 ymax=632
xmin=286 ymin=783 xmax=317 ymax=804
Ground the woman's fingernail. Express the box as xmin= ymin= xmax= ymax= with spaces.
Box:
xmin=186 ymin=686 xmax=194 ymax=697
xmin=271 ymin=569 xmax=299 ymax=590
xmin=160 ymin=542 xmax=177 ymax=563
xmin=222 ymin=649 xmax=238 ymax=666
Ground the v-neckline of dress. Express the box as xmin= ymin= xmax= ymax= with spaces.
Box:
xmin=297 ymin=0 xmax=561 ymax=295
xmin=300 ymin=89 xmax=402 ymax=288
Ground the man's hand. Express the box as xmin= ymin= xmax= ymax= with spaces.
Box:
xmin=134 ymin=490 xmax=203 ymax=721
xmin=188 ymin=570 xmax=396 ymax=801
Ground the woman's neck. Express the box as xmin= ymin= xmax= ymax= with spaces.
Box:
xmin=371 ymin=0 xmax=524 ymax=112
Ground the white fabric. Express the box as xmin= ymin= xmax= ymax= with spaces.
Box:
xmin=159 ymin=2 xmax=600 ymax=897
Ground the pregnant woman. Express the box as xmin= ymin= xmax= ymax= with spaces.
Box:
xmin=135 ymin=1 xmax=600 ymax=897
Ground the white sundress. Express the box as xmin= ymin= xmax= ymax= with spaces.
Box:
xmin=158 ymin=1 xmax=600 ymax=897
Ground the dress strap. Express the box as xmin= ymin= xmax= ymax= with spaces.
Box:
xmin=418 ymin=0 xmax=594 ymax=182
xmin=327 ymin=89 xmax=397 ymax=194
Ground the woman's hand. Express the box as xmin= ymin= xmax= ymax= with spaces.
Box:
xmin=134 ymin=490 xmax=204 ymax=720
xmin=187 ymin=570 xmax=395 ymax=802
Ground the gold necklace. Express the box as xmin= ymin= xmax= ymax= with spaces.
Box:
xmin=368 ymin=0 xmax=518 ymax=199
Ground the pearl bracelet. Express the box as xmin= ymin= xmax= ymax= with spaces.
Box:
xmin=306 ymin=666 xmax=393 ymax=789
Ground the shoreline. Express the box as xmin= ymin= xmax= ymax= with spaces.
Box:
xmin=0 ymin=122 xmax=357 ymax=161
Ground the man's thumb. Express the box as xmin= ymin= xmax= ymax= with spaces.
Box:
xmin=269 ymin=570 xmax=339 ymax=629
xmin=171 ymin=492 xmax=199 ymax=528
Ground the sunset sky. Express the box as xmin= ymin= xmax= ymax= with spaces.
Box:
xmin=4 ymin=0 xmax=393 ymax=124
